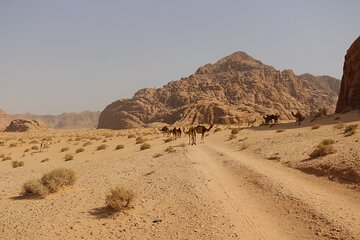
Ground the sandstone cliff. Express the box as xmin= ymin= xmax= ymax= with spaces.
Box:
xmin=336 ymin=36 xmax=360 ymax=113
xmin=98 ymin=51 xmax=340 ymax=129
xmin=4 ymin=119 xmax=48 ymax=132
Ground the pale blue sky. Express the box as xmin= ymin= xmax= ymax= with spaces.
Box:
xmin=0 ymin=0 xmax=359 ymax=114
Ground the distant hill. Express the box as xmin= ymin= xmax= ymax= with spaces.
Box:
xmin=98 ymin=51 xmax=340 ymax=129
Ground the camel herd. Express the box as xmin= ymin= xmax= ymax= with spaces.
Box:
xmin=160 ymin=124 xmax=213 ymax=145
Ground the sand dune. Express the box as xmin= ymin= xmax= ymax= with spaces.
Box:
xmin=0 ymin=111 xmax=359 ymax=239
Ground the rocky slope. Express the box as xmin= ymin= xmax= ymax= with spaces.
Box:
xmin=98 ymin=51 xmax=340 ymax=129
xmin=10 ymin=111 xmax=100 ymax=129
xmin=336 ymin=36 xmax=360 ymax=113
xmin=4 ymin=119 xmax=48 ymax=132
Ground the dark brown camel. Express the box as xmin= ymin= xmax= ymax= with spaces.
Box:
xmin=160 ymin=126 xmax=170 ymax=137
xmin=291 ymin=111 xmax=305 ymax=125
xmin=183 ymin=127 xmax=196 ymax=145
xmin=194 ymin=124 xmax=213 ymax=143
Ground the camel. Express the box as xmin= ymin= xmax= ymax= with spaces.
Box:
xmin=160 ymin=126 xmax=171 ymax=137
xmin=263 ymin=114 xmax=280 ymax=125
xmin=183 ymin=127 xmax=196 ymax=145
xmin=176 ymin=128 xmax=182 ymax=138
xmin=291 ymin=111 xmax=305 ymax=125
xmin=40 ymin=139 xmax=51 ymax=152
xmin=194 ymin=124 xmax=213 ymax=143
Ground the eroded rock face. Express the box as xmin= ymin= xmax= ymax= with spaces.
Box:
xmin=336 ymin=36 xmax=360 ymax=113
xmin=4 ymin=119 xmax=48 ymax=132
xmin=98 ymin=51 xmax=340 ymax=129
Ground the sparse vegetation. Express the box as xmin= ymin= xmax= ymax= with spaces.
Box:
xmin=76 ymin=148 xmax=85 ymax=153
xmin=64 ymin=154 xmax=74 ymax=161
xmin=97 ymin=144 xmax=108 ymax=150
xmin=231 ymin=128 xmax=240 ymax=135
xmin=21 ymin=168 xmax=76 ymax=198
xmin=309 ymin=140 xmax=336 ymax=158
xmin=153 ymin=153 xmax=163 ymax=158
xmin=163 ymin=137 xmax=173 ymax=143
xmin=344 ymin=124 xmax=358 ymax=137
xmin=334 ymin=122 xmax=345 ymax=129
xmin=276 ymin=129 xmax=285 ymax=133
xmin=128 ymin=134 xmax=136 ymax=139
xmin=83 ymin=141 xmax=92 ymax=147
xmin=31 ymin=145 xmax=39 ymax=150
xmin=3 ymin=156 xmax=12 ymax=161
xmin=228 ymin=134 xmax=237 ymax=140
xmin=135 ymin=137 xmax=147 ymax=144
xmin=165 ymin=146 xmax=176 ymax=153
xmin=0 ymin=141 xmax=4 ymax=146
xmin=41 ymin=158 xmax=50 ymax=163
xmin=115 ymin=144 xmax=124 ymax=150
xmin=311 ymin=125 xmax=321 ymax=130
xmin=105 ymin=186 xmax=134 ymax=212
xmin=12 ymin=161 xmax=24 ymax=168
xmin=9 ymin=143 xmax=17 ymax=148
xmin=140 ymin=143 xmax=151 ymax=150
xmin=29 ymin=140 xmax=39 ymax=144
xmin=24 ymin=148 xmax=30 ymax=152
xmin=239 ymin=143 xmax=250 ymax=151
xmin=61 ymin=147 xmax=70 ymax=152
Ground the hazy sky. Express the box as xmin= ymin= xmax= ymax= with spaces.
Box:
xmin=1 ymin=0 xmax=359 ymax=115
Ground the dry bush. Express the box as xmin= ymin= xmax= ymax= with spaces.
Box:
xmin=76 ymin=148 xmax=85 ymax=153
xmin=115 ymin=144 xmax=124 ymax=150
xmin=344 ymin=124 xmax=358 ymax=137
xmin=334 ymin=122 xmax=345 ymax=129
xmin=105 ymin=186 xmax=134 ymax=212
xmin=0 ymin=154 xmax=4 ymax=159
xmin=309 ymin=141 xmax=336 ymax=158
xmin=104 ymin=134 xmax=113 ymax=138
xmin=231 ymin=128 xmax=240 ymax=135
xmin=9 ymin=143 xmax=17 ymax=148
xmin=165 ymin=146 xmax=176 ymax=153
xmin=135 ymin=137 xmax=147 ymax=144
xmin=24 ymin=148 xmax=30 ymax=152
xmin=102 ymin=139 xmax=107 ymax=143
xmin=21 ymin=179 xmax=49 ymax=198
xmin=64 ymin=154 xmax=74 ymax=161
xmin=0 ymin=141 xmax=4 ymax=146
xmin=12 ymin=161 xmax=24 ymax=168
xmin=75 ymin=137 xmax=82 ymax=141
xmin=228 ymin=134 xmax=237 ymax=140
xmin=311 ymin=125 xmax=321 ymax=130
xmin=163 ymin=137 xmax=173 ymax=143
xmin=140 ymin=143 xmax=151 ymax=150
xmin=61 ymin=147 xmax=70 ymax=152
xmin=214 ymin=127 xmax=222 ymax=133
xmin=128 ymin=134 xmax=136 ymax=139
xmin=29 ymin=140 xmax=39 ymax=144
xmin=321 ymin=139 xmax=335 ymax=145
xmin=3 ymin=156 xmax=12 ymax=161
xmin=83 ymin=141 xmax=92 ymax=147
xmin=239 ymin=143 xmax=250 ymax=151
xmin=97 ymin=144 xmax=108 ymax=150
xmin=41 ymin=168 xmax=76 ymax=193
xmin=153 ymin=153 xmax=163 ymax=158
xmin=276 ymin=129 xmax=285 ymax=133
xmin=31 ymin=145 xmax=39 ymax=150
xmin=41 ymin=158 xmax=50 ymax=163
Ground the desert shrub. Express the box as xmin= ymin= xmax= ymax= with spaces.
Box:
xmin=31 ymin=145 xmax=39 ymax=150
xmin=311 ymin=125 xmax=321 ymax=130
xmin=115 ymin=144 xmax=124 ymax=150
xmin=0 ymin=141 xmax=4 ymax=146
xmin=214 ymin=127 xmax=222 ymax=133
xmin=76 ymin=148 xmax=84 ymax=153
xmin=12 ymin=161 xmax=24 ymax=168
xmin=344 ymin=124 xmax=358 ymax=137
xmin=41 ymin=158 xmax=50 ymax=163
xmin=41 ymin=168 xmax=76 ymax=193
xmin=231 ymin=128 xmax=240 ymax=135
xmin=105 ymin=186 xmax=134 ymax=212
xmin=309 ymin=142 xmax=336 ymax=158
xmin=276 ymin=129 xmax=285 ymax=133
xmin=239 ymin=143 xmax=250 ymax=151
xmin=97 ymin=144 xmax=107 ymax=150
xmin=153 ymin=153 xmax=163 ymax=158
xmin=64 ymin=154 xmax=74 ymax=161
xmin=321 ymin=139 xmax=335 ymax=145
xmin=163 ymin=137 xmax=173 ymax=143
xmin=21 ymin=179 xmax=49 ymax=198
xmin=24 ymin=148 xmax=30 ymax=152
xmin=135 ymin=137 xmax=147 ymax=144
xmin=102 ymin=139 xmax=107 ymax=143
xmin=29 ymin=140 xmax=39 ymax=144
xmin=75 ymin=137 xmax=82 ymax=141
xmin=9 ymin=143 xmax=17 ymax=148
xmin=104 ymin=134 xmax=113 ymax=138
xmin=83 ymin=141 xmax=92 ymax=147
xmin=165 ymin=146 xmax=176 ymax=153
xmin=0 ymin=154 xmax=4 ymax=159
xmin=228 ymin=134 xmax=237 ymax=140
xmin=140 ymin=143 xmax=151 ymax=150
xmin=334 ymin=122 xmax=345 ymax=129
xmin=128 ymin=134 xmax=136 ymax=139
xmin=61 ymin=147 xmax=70 ymax=152
xmin=3 ymin=156 xmax=12 ymax=161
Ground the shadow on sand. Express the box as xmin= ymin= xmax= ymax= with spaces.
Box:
xmin=89 ymin=206 xmax=117 ymax=219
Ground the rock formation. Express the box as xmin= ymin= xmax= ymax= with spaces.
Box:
xmin=98 ymin=51 xmax=340 ymax=129
xmin=0 ymin=108 xmax=8 ymax=130
xmin=336 ymin=36 xmax=360 ymax=113
xmin=4 ymin=119 xmax=48 ymax=132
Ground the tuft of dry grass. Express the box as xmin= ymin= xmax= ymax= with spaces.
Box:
xmin=334 ymin=122 xmax=345 ymax=129
xmin=0 ymin=141 xmax=5 ymax=146
xmin=128 ymin=134 xmax=136 ymax=139
xmin=153 ymin=153 xmax=163 ymax=158
xmin=3 ymin=156 xmax=12 ymax=161
xmin=31 ymin=145 xmax=39 ymax=150
xmin=21 ymin=179 xmax=49 ymax=198
xmin=64 ymin=154 xmax=74 ymax=161
xmin=61 ymin=147 xmax=70 ymax=152
xmin=311 ymin=125 xmax=321 ymax=130
xmin=41 ymin=168 xmax=76 ymax=193
xmin=29 ymin=140 xmax=39 ymax=144
xmin=12 ymin=160 xmax=24 ymax=168
xmin=97 ymin=144 xmax=108 ymax=150
xmin=140 ymin=143 xmax=151 ymax=151
xmin=75 ymin=148 xmax=84 ymax=153
xmin=163 ymin=137 xmax=173 ymax=143
xmin=231 ymin=128 xmax=240 ymax=135
xmin=276 ymin=129 xmax=285 ymax=133
xmin=105 ymin=186 xmax=134 ymax=212
xmin=83 ymin=141 xmax=92 ymax=147
xmin=309 ymin=141 xmax=336 ymax=158
xmin=343 ymin=124 xmax=358 ymax=137
xmin=24 ymin=148 xmax=30 ymax=152
xmin=239 ymin=143 xmax=250 ymax=151
xmin=115 ymin=144 xmax=124 ymax=150
xmin=228 ymin=134 xmax=237 ymax=141
xmin=41 ymin=158 xmax=50 ymax=163
xmin=135 ymin=137 xmax=147 ymax=144
xmin=9 ymin=143 xmax=17 ymax=148
xmin=165 ymin=146 xmax=176 ymax=153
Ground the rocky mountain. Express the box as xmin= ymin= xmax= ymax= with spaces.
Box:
xmin=9 ymin=111 xmax=100 ymax=129
xmin=336 ymin=36 xmax=360 ymax=113
xmin=0 ymin=108 xmax=8 ymax=130
xmin=4 ymin=119 xmax=48 ymax=132
xmin=98 ymin=51 xmax=341 ymax=129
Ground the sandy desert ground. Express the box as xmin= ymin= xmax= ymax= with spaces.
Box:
xmin=0 ymin=111 xmax=359 ymax=240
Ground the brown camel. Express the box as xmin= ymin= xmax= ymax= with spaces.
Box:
xmin=194 ymin=124 xmax=213 ymax=143
xmin=183 ymin=127 xmax=196 ymax=145
xmin=160 ymin=126 xmax=171 ymax=137
xmin=291 ymin=111 xmax=305 ymax=125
